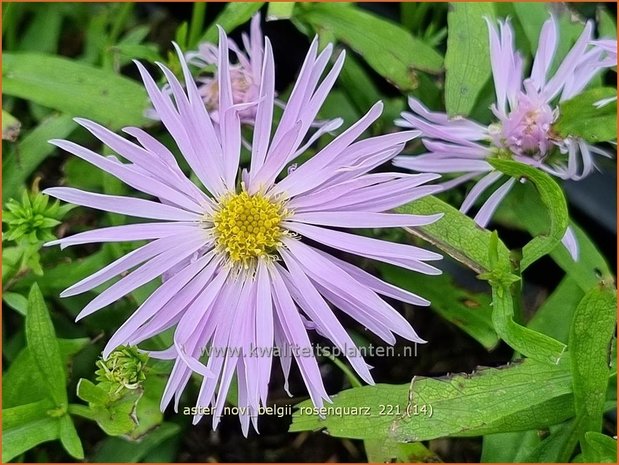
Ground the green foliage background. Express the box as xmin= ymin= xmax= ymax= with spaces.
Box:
xmin=2 ymin=2 xmax=617 ymax=463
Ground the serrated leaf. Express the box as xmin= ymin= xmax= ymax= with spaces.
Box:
xmin=444 ymin=2 xmax=494 ymax=116
xmin=298 ymin=3 xmax=443 ymax=91
xmin=2 ymin=52 xmax=149 ymax=130
xmin=554 ymin=87 xmax=617 ymax=143
xmin=398 ymin=195 xmax=511 ymax=274
xmin=490 ymin=158 xmax=568 ymax=270
xmin=25 ymin=283 xmax=68 ymax=408
xmin=291 ymin=358 xmax=574 ymax=440
xmin=201 ymin=2 xmax=265 ymax=43
xmin=570 ymin=284 xmax=617 ymax=457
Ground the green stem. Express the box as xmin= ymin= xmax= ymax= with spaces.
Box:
xmin=67 ymin=404 xmax=97 ymax=421
xmin=188 ymin=2 xmax=207 ymax=49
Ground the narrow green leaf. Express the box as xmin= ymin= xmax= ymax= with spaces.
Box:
xmin=398 ymin=195 xmax=511 ymax=274
xmin=2 ymin=53 xmax=149 ymax=130
xmin=298 ymin=3 xmax=443 ymax=91
xmin=2 ymin=113 xmax=76 ymax=201
xmin=267 ymin=2 xmax=296 ymax=21
xmin=59 ymin=415 xmax=84 ymax=460
xmin=481 ymin=431 xmax=541 ymax=462
xmin=522 ymin=419 xmax=581 ymax=462
xmin=491 ymin=284 xmax=567 ymax=364
xmin=583 ymin=432 xmax=618 ymax=463
xmin=3 ymin=338 xmax=90 ymax=408
xmin=444 ymin=2 xmax=494 ymax=116
xmin=2 ymin=398 xmax=55 ymax=430
xmin=25 ymin=283 xmax=68 ymax=408
xmin=2 ymin=415 xmax=60 ymax=462
xmin=379 ymin=264 xmax=498 ymax=350
xmin=3 ymin=290 xmax=29 ymax=316
xmin=291 ymin=358 xmax=574 ymax=440
xmin=2 ymin=108 xmax=21 ymax=141
xmin=554 ymin=87 xmax=617 ymax=143
xmin=570 ymin=284 xmax=617 ymax=456
xmin=364 ymin=438 xmax=441 ymax=463
xmin=489 ymin=159 xmax=568 ymax=270
xmin=201 ymin=2 xmax=265 ymax=42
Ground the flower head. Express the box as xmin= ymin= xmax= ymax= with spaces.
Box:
xmin=394 ymin=15 xmax=616 ymax=259
xmin=46 ymin=28 xmax=442 ymax=435
xmin=186 ymin=14 xmax=264 ymax=124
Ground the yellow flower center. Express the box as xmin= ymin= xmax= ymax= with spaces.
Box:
xmin=212 ymin=192 xmax=286 ymax=266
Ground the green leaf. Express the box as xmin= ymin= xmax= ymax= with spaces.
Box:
xmin=76 ymin=378 xmax=110 ymax=405
xmin=398 ymin=195 xmax=511 ymax=274
xmin=444 ymin=2 xmax=494 ymax=116
xmin=291 ymin=358 xmax=574 ymax=440
xmin=554 ymin=87 xmax=617 ymax=143
xmin=2 ymin=52 xmax=149 ymax=130
xmin=489 ymin=158 xmax=568 ymax=270
xmin=3 ymin=338 xmax=90 ymax=408
xmin=570 ymin=284 xmax=617 ymax=457
xmin=496 ymin=183 xmax=613 ymax=290
xmin=59 ymin=415 xmax=84 ymax=460
xmin=364 ymin=439 xmax=441 ymax=463
xmin=490 ymin=282 xmax=567 ymax=364
xmin=201 ymin=2 xmax=265 ymax=42
xmin=3 ymin=114 xmax=75 ymax=200
xmin=92 ymin=422 xmax=182 ymax=462
xmin=513 ymin=3 xmax=585 ymax=72
xmin=583 ymin=432 xmax=618 ymax=463
xmin=298 ymin=3 xmax=443 ymax=91
xmin=2 ymin=400 xmax=60 ymax=462
xmin=267 ymin=2 xmax=296 ymax=21
xmin=2 ymin=108 xmax=21 ymax=141
xmin=3 ymin=290 xmax=28 ymax=316
xmin=522 ymin=419 xmax=580 ymax=462
xmin=481 ymin=430 xmax=541 ymax=462
xmin=2 ymin=398 xmax=55 ymax=431
xmin=25 ymin=283 xmax=68 ymax=408
xmin=379 ymin=264 xmax=498 ymax=350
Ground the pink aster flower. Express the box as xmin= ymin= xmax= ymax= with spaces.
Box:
xmin=45 ymin=29 xmax=443 ymax=435
xmin=393 ymin=16 xmax=615 ymax=260
xmin=186 ymin=14 xmax=264 ymax=124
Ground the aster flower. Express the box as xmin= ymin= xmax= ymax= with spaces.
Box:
xmin=45 ymin=28 xmax=443 ymax=435
xmin=186 ymin=14 xmax=264 ymax=125
xmin=393 ymin=15 xmax=616 ymax=260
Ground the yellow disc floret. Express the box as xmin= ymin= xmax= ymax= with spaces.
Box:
xmin=212 ymin=191 xmax=286 ymax=266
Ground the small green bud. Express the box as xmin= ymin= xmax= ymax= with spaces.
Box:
xmin=95 ymin=346 xmax=148 ymax=396
xmin=2 ymin=190 xmax=71 ymax=245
